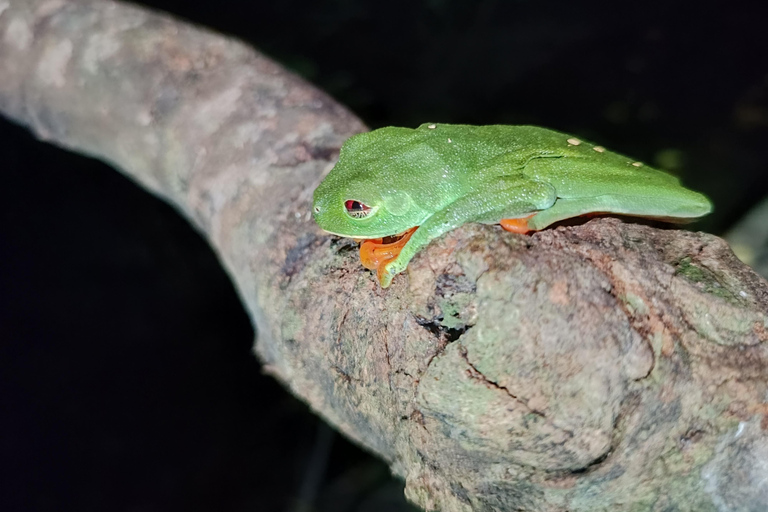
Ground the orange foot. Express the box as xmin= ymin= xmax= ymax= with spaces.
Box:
xmin=499 ymin=214 xmax=536 ymax=234
xmin=359 ymin=227 xmax=418 ymax=280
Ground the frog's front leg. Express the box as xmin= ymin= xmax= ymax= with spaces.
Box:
xmin=378 ymin=178 xmax=556 ymax=287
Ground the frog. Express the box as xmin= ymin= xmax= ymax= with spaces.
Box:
xmin=312 ymin=123 xmax=712 ymax=288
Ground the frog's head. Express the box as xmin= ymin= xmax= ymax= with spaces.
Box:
xmin=313 ymin=128 xmax=430 ymax=239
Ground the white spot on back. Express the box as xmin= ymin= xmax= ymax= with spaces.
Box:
xmin=447 ymin=138 xmax=452 ymax=143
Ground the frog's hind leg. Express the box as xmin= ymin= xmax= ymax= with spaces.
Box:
xmin=521 ymin=197 xmax=610 ymax=231
xmin=525 ymin=194 xmax=700 ymax=231
xmin=501 ymin=197 xmax=626 ymax=233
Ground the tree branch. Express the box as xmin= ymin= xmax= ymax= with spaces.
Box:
xmin=2 ymin=1 xmax=767 ymax=510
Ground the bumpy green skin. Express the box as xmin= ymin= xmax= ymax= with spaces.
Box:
xmin=313 ymin=123 xmax=712 ymax=287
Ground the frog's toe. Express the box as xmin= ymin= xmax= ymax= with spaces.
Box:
xmin=499 ymin=214 xmax=536 ymax=234
xmin=377 ymin=265 xmax=393 ymax=288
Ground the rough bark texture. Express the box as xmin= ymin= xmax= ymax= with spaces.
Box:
xmin=2 ymin=1 xmax=767 ymax=510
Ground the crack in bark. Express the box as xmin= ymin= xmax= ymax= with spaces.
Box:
xmin=335 ymin=307 xmax=350 ymax=347
xmin=384 ymin=328 xmax=393 ymax=391
xmin=457 ymin=346 xmax=546 ymax=419
xmin=563 ymin=391 xmax=642 ymax=475
xmin=331 ymin=365 xmax=360 ymax=384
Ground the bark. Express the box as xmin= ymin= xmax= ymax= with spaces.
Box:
xmin=2 ymin=1 xmax=767 ymax=510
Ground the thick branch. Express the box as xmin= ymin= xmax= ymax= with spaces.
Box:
xmin=2 ymin=1 xmax=767 ymax=510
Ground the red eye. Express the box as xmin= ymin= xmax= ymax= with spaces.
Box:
xmin=344 ymin=200 xmax=373 ymax=219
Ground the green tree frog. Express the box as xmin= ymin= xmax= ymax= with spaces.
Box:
xmin=313 ymin=123 xmax=712 ymax=288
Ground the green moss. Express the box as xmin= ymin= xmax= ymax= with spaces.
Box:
xmin=439 ymin=293 xmax=474 ymax=330
xmin=674 ymin=257 xmax=739 ymax=303
xmin=621 ymin=292 xmax=650 ymax=316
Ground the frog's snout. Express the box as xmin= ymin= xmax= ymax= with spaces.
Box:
xmin=312 ymin=194 xmax=336 ymax=230
xmin=312 ymin=195 xmax=327 ymax=218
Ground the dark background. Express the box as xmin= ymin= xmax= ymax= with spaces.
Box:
xmin=1 ymin=0 xmax=766 ymax=511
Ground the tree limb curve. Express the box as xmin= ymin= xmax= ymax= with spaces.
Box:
xmin=1 ymin=1 xmax=767 ymax=510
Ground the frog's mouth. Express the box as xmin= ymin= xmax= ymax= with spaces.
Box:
xmin=352 ymin=228 xmax=416 ymax=245
xmin=381 ymin=231 xmax=411 ymax=244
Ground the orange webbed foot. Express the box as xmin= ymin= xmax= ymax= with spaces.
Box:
xmin=500 ymin=214 xmax=536 ymax=234
xmin=359 ymin=227 xmax=418 ymax=274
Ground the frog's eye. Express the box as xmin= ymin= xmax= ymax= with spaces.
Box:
xmin=344 ymin=200 xmax=373 ymax=219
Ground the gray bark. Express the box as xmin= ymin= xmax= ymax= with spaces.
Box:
xmin=1 ymin=1 xmax=767 ymax=510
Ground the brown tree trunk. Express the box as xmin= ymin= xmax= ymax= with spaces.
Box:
xmin=1 ymin=1 xmax=767 ymax=510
